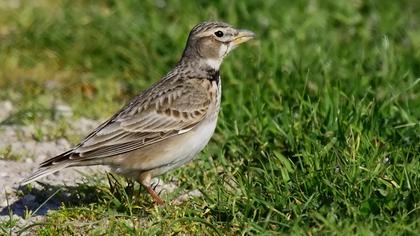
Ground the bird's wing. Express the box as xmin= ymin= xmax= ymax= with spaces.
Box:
xmin=41 ymin=80 xmax=210 ymax=166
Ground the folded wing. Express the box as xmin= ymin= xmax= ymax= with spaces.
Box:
xmin=40 ymin=81 xmax=210 ymax=166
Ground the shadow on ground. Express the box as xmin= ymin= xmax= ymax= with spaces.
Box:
xmin=0 ymin=175 xmax=166 ymax=219
xmin=0 ymin=182 xmax=106 ymax=217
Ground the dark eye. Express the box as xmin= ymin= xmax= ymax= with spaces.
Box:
xmin=214 ymin=31 xmax=224 ymax=37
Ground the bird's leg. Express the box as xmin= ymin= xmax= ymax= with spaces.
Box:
xmin=144 ymin=184 xmax=165 ymax=205
xmin=139 ymin=173 xmax=165 ymax=205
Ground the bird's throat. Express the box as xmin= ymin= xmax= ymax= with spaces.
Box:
xmin=204 ymin=58 xmax=222 ymax=71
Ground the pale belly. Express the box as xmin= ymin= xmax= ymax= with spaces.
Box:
xmin=110 ymin=116 xmax=218 ymax=178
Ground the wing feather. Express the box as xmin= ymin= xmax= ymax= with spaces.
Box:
xmin=70 ymin=81 xmax=210 ymax=161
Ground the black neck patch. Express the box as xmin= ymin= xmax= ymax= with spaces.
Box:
xmin=206 ymin=68 xmax=220 ymax=85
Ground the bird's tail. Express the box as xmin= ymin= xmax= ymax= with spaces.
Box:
xmin=20 ymin=149 xmax=77 ymax=185
xmin=20 ymin=162 xmax=71 ymax=186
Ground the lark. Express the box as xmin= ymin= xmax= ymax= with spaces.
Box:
xmin=21 ymin=21 xmax=254 ymax=204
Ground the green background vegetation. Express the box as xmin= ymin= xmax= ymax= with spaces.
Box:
xmin=0 ymin=0 xmax=419 ymax=235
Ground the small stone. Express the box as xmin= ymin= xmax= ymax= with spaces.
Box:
xmin=24 ymin=158 xmax=34 ymax=164
xmin=54 ymin=103 xmax=73 ymax=118
xmin=187 ymin=189 xmax=202 ymax=198
xmin=172 ymin=189 xmax=203 ymax=205
xmin=0 ymin=100 xmax=13 ymax=122
xmin=56 ymin=138 xmax=70 ymax=149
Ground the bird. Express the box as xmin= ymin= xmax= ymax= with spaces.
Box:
xmin=21 ymin=21 xmax=255 ymax=204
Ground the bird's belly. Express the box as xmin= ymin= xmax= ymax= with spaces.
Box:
xmin=165 ymin=117 xmax=217 ymax=166
xmin=111 ymin=116 xmax=218 ymax=177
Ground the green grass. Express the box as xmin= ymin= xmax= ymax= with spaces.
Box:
xmin=1 ymin=0 xmax=419 ymax=235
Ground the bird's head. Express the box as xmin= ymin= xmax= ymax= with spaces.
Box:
xmin=181 ymin=21 xmax=255 ymax=70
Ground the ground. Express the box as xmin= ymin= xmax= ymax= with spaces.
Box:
xmin=0 ymin=0 xmax=419 ymax=235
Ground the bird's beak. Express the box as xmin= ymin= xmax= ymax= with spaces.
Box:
xmin=231 ymin=29 xmax=255 ymax=46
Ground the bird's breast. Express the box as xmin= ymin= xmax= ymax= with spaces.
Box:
xmin=207 ymin=78 xmax=221 ymax=119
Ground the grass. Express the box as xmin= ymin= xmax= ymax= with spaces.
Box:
xmin=0 ymin=0 xmax=419 ymax=235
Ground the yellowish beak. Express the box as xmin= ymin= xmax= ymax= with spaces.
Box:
xmin=231 ymin=29 xmax=255 ymax=46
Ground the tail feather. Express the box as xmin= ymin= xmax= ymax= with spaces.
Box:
xmin=39 ymin=149 xmax=76 ymax=167
xmin=20 ymin=150 xmax=77 ymax=186
xmin=20 ymin=162 xmax=71 ymax=185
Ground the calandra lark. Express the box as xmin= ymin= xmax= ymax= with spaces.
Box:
xmin=22 ymin=21 xmax=254 ymax=204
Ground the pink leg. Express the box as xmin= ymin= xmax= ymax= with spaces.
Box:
xmin=144 ymin=184 xmax=165 ymax=205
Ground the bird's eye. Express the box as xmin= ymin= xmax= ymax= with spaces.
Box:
xmin=214 ymin=31 xmax=224 ymax=37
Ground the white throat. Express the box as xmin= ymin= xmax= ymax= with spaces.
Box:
xmin=205 ymin=58 xmax=222 ymax=70
xmin=203 ymin=43 xmax=232 ymax=70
